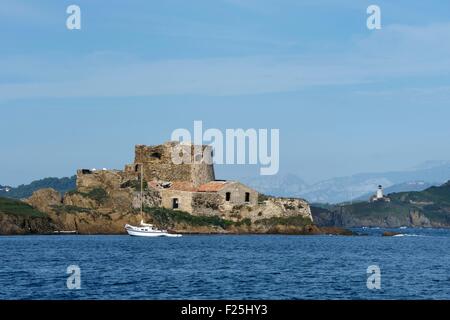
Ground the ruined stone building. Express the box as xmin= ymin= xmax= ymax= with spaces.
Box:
xmin=76 ymin=142 xmax=260 ymax=217
xmin=75 ymin=141 xmax=312 ymax=222
xmin=23 ymin=141 xmax=314 ymax=235
xmin=124 ymin=142 xmax=216 ymax=187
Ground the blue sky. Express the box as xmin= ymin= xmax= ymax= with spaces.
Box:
xmin=1 ymin=0 xmax=450 ymax=186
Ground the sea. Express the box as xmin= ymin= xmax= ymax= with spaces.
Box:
xmin=0 ymin=228 xmax=449 ymax=300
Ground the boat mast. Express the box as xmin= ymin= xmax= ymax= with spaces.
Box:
xmin=140 ymin=163 xmax=143 ymax=217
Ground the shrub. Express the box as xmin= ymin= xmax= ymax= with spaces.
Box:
xmin=235 ymin=218 xmax=252 ymax=227
xmin=258 ymin=193 xmax=270 ymax=203
xmin=144 ymin=207 xmax=234 ymax=229
xmin=86 ymin=188 xmax=108 ymax=203
xmin=121 ymin=179 xmax=148 ymax=191
xmin=68 ymin=188 xmax=109 ymax=204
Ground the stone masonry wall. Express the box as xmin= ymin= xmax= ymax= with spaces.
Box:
xmin=218 ymin=182 xmax=258 ymax=206
xmin=191 ymin=192 xmax=224 ymax=216
xmin=160 ymin=190 xmax=194 ymax=213
xmin=128 ymin=142 xmax=215 ymax=186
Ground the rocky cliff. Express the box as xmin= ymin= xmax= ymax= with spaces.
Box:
xmin=0 ymin=179 xmax=349 ymax=235
xmin=0 ymin=196 xmax=56 ymax=234
xmin=312 ymin=205 xmax=435 ymax=228
xmin=0 ymin=142 xmax=354 ymax=235
xmin=18 ymin=185 xmax=319 ymax=235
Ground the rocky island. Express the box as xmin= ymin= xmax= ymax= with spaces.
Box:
xmin=0 ymin=142 xmax=351 ymax=236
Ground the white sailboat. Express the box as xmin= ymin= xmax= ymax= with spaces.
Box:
xmin=125 ymin=220 xmax=182 ymax=237
xmin=125 ymin=164 xmax=182 ymax=238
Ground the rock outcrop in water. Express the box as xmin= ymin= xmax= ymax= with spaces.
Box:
xmin=0 ymin=197 xmax=56 ymax=234
xmin=18 ymin=186 xmax=326 ymax=235
xmin=0 ymin=213 xmax=54 ymax=235
xmin=0 ymin=176 xmax=352 ymax=235
xmin=0 ymin=143 xmax=337 ymax=235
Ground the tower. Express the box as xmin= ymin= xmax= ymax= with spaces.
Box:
xmin=125 ymin=142 xmax=215 ymax=186
xmin=376 ymin=185 xmax=384 ymax=199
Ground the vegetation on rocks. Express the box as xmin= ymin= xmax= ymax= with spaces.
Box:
xmin=0 ymin=197 xmax=46 ymax=217
xmin=144 ymin=207 xmax=234 ymax=229
xmin=234 ymin=218 xmax=252 ymax=227
xmin=258 ymin=193 xmax=271 ymax=203
xmin=120 ymin=179 xmax=148 ymax=191
xmin=144 ymin=207 xmax=299 ymax=232
xmin=67 ymin=187 xmax=109 ymax=204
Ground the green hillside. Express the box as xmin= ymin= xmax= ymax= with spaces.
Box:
xmin=0 ymin=197 xmax=46 ymax=217
xmin=0 ymin=176 xmax=76 ymax=199
xmin=312 ymin=181 xmax=450 ymax=227
xmin=390 ymin=181 xmax=450 ymax=205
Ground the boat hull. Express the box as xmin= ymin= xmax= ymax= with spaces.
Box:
xmin=126 ymin=229 xmax=181 ymax=237
xmin=125 ymin=225 xmax=182 ymax=237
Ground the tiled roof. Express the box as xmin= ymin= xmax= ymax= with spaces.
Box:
xmin=169 ymin=181 xmax=197 ymax=192
xmin=148 ymin=181 xmax=159 ymax=189
xmin=197 ymin=181 xmax=229 ymax=192
xmin=148 ymin=180 xmax=232 ymax=193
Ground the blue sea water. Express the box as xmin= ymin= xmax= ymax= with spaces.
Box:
xmin=0 ymin=228 xmax=450 ymax=300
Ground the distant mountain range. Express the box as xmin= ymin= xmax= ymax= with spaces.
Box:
xmin=242 ymin=161 xmax=450 ymax=204
xmin=0 ymin=176 xmax=76 ymax=200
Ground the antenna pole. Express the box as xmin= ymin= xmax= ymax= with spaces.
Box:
xmin=140 ymin=163 xmax=143 ymax=216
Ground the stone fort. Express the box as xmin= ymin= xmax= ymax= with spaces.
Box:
xmin=76 ymin=142 xmax=261 ymax=217
xmin=124 ymin=142 xmax=216 ymax=187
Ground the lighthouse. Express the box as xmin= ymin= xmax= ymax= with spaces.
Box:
xmin=370 ymin=185 xmax=391 ymax=203
xmin=376 ymin=185 xmax=384 ymax=199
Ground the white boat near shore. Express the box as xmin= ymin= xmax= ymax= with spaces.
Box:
xmin=125 ymin=164 xmax=181 ymax=238
xmin=125 ymin=220 xmax=182 ymax=237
